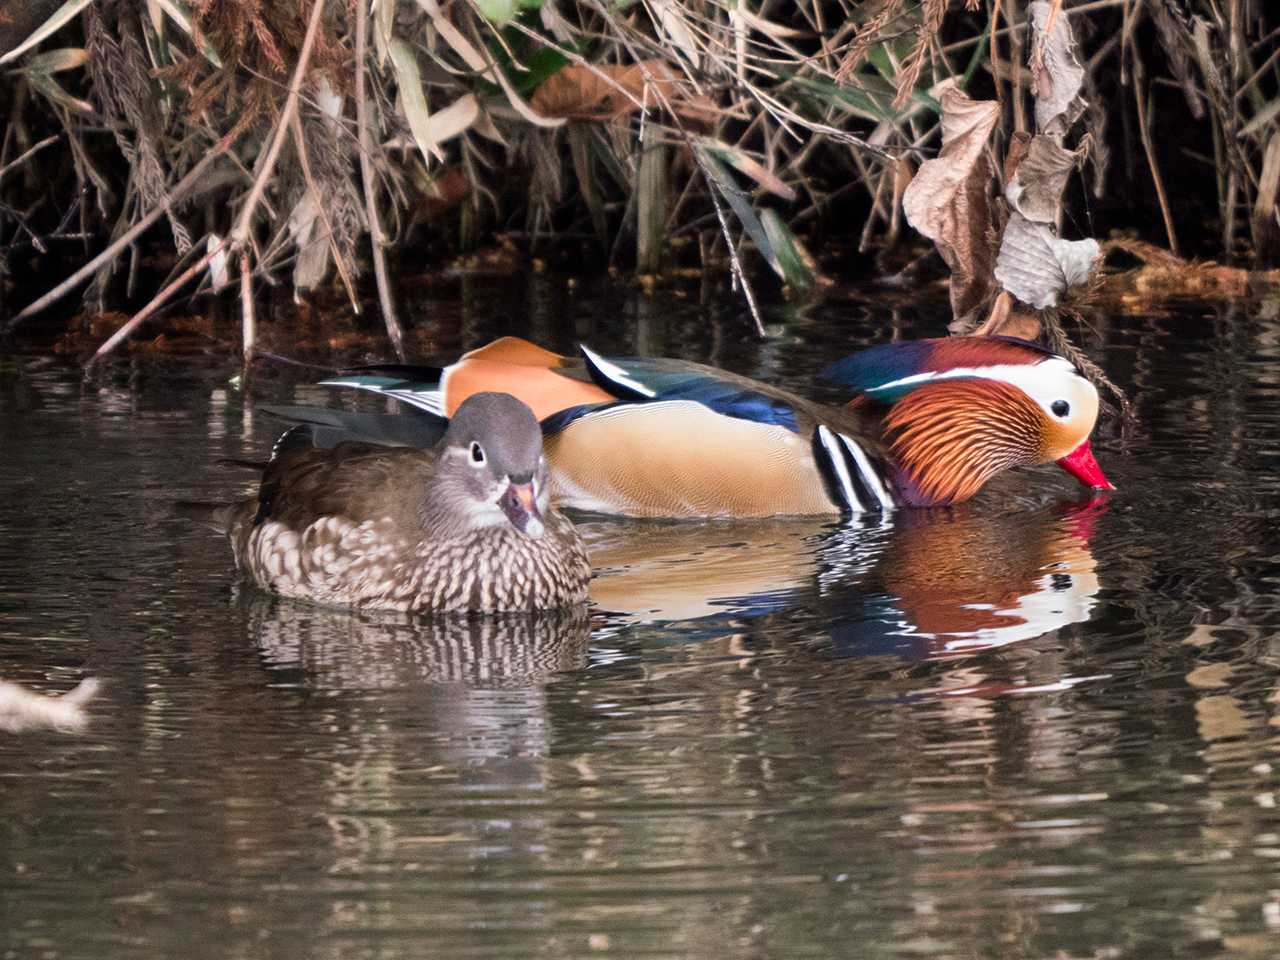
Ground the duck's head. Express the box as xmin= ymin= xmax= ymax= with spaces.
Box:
xmin=827 ymin=337 xmax=1113 ymax=506
xmin=430 ymin=392 xmax=550 ymax=537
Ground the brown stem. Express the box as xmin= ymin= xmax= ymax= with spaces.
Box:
xmin=0 ymin=134 xmax=59 ymax=186
xmin=230 ymin=0 xmax=329 ymax=247
xmin=1133 ymin=57 xmax=1180 ymax=256
xmin=355 ymin=0 xmax=407 ymax=361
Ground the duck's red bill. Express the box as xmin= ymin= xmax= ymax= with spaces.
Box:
xmin=1055 ymin=440 xmax=1115 ymax=491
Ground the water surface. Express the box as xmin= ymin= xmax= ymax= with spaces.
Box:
xmin=2 ymin=284 xmax=1279 ymax=958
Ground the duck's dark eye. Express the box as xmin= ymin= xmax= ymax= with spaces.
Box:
xmin=469 ymin=441 xmax=486 ymax=464
xmin=1051 ymin=400 xmax=1070 ymax=418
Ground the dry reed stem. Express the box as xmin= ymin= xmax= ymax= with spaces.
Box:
xmin=229 ymin=0 xmax=328 ymax=248
xmin=1131 ymin=53 xmax=1179 ymax=257
xmin=356 ymin=0 xmax=405 ymax=361
xmin=0 ymin=134 xmax=59 ymax=185
xmin=84 ymin=0 xmax=330 ymax=366
xmin=225 ymin=0 xmax=328 ymax=367
xmin=240 ymin=249 xmax=255 ymax=372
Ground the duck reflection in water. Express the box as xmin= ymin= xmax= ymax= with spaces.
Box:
xmin=242 ymin=594 xmax=590 ymax=689
xmin=239 ymin=497 xmax=1104 ymax=691
xmin=584 ymin=497 xmax=1105 ymax=662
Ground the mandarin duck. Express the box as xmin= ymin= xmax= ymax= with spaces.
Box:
xmin=199 ymin=392 xmax=591 ymax=614
xmin=319 ymin=336 xmax=1113 ymax=519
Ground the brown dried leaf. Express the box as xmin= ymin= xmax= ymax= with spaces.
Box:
xmin=995 ymin=211 xmax=1099 ymax=308
xmin=902 ymin=85 xmax=1001 ymax=326
xmin=1005 ymin=134 xmax=1084 ymax=223
xmin=1029 ymin=1 xmax=1087 ymax=137
xmin=530 ymin=61 xmax=716 ymax=127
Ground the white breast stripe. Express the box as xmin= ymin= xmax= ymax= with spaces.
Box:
xmin=817 ymin=425 xmax=863 ymax=513
xmin=580 ymin=344 xmax=656 ymax=398
xmin=837 ymin=432 xmax=895 ymax=510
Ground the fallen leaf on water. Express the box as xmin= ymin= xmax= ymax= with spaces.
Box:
xmin=902 ymin=84 xmax=1001 ymax=327
xmin=995 ymin=211 xmax=1099 ymax=308
xmin=0 ymin=678 xmax=99 ymax=734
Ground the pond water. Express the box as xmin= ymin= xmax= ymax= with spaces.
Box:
xmin=2 ymin=279 xmax=1279 ymax=959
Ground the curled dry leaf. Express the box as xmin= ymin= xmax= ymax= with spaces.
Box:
xmin=902 ymin=85 xmax=1001 ymax=327
xmin=965 ymin=289 xmax=1043 ymax=340
xmin=530 ymin=61 xmax=717 ymax=128
xmin=995 ymin=210 xmax=1099 ymax=308
xmin=1005 ymin=134 xmax=1084 ymax=223
xmin=1029 ymin=1 xmax=1087 ymax=137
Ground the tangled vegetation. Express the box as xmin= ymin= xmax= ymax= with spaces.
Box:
xmin=0 ymin=0 xmax=1278 ymax=363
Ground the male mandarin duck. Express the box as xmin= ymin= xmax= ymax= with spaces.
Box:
xmin=320 ymin=336 xmax=1113 ymax=519
xmin=195 ymin=392 xmax=591 ymax=613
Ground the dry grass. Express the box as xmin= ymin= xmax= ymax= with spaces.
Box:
xmin=0 ymin=0 xmax=1277 ymax=358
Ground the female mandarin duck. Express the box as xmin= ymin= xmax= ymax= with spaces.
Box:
xmin=203 ymin=392 xmax=591 ymax=613
xmin=321 ymin=336 xmax=1113 ymax=519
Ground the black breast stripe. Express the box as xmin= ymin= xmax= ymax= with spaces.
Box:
xmin=837 ymin=433 xmax=877 ymax=511
xmin=812 ymin=425 xmax=863 ymax=514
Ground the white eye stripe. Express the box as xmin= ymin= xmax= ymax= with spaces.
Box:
xmin=869 ymin=359 xmax=1094 ymax=419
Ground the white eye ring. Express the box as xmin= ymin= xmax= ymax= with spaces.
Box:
xmin=469 ymin=441 xmax=486 ymax=467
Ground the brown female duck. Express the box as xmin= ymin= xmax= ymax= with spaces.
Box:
xmin=207 ymin=392 xmax=590 ymax=614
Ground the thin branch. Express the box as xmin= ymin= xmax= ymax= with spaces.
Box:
xmin=0 ymin=135 xmax=60 ymax=187
xmin=240 ymin=250 xmax=255 ymax=372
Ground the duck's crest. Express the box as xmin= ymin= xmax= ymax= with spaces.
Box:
xmin=823 ymin=336 xmax=1057 ymax=403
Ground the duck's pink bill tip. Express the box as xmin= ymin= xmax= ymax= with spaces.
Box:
xmin=1055 ymin=439 xmax=1115 ymax=492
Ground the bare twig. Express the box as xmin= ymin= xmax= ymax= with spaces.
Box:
xmin=230 ymin=0 xmax=328 ymax=248
xmin=0 ymin=135 xmax=60 ymax=187
xmin=85 ymin=0 xmax=331 ymax=366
